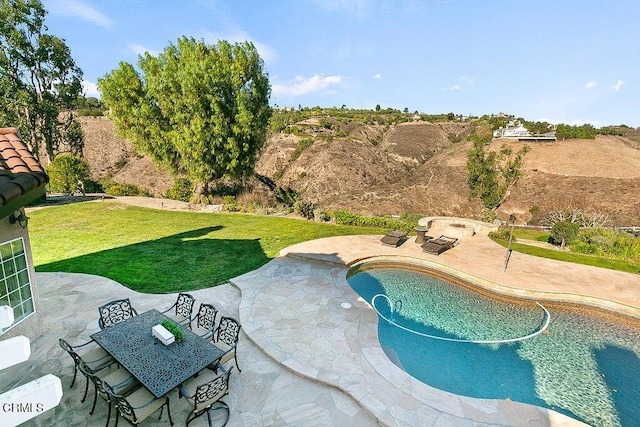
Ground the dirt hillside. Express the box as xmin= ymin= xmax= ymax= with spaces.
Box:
xmin=78 ymin=117 xmax=640 ymax=225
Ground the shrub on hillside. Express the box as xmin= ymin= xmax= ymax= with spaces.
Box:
xmin=550 ymin=221 xmax=580 ymax=248
xmin=293 ymin=200 xmax=316 ymax=220
xmin=47 ymin=154 xmax=90 ymax=195
xmin=332 ymin=210 xmax=416 ymax=232
xmin=164 ymin=178 xmax=193 ymax=202
xmin=104 ymin=182 xmax=151 ymax=197
xmin=571 ymin=228 xmax=640 ymax=260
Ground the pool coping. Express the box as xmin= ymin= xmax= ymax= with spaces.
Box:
xmin=229 ymin=232 xmax=637 ymax=426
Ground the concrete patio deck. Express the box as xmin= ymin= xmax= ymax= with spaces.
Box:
xmin=3 ymin=225 xmax=639 ymax=426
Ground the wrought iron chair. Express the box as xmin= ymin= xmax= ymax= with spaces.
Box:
xmin=179 ymin=367 xmax=232 ymax=426
xmin=59 ymin=338 xmax=116 ymax=401
xmin=77 ymin=358 xmax=139 ymax=427
xmin=209 ymin=316 xmax=242 ymax=372
xmin=109 ymin=383 xmax=174 ymax=427
xmin=191 ymin=303 xmax=218 ymax=339
xmin=162 ymin=293 xmax=195 ymax=327
xmin=98 ymin=298 xmax=138 ymax=330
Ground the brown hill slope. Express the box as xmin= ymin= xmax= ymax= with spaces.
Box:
xmin=78 ymin=117 xmax=640 ymax=225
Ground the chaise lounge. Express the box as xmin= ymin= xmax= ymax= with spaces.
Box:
xmin=380 ymin=230 xmax=408 ymax=247
xmin=421 ymin=235 xmax=457 ymax=255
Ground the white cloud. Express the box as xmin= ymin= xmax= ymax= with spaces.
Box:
xmin=570 ymin=118 xmax=600 ymax=126
xmin=129 ymin=44 xmax=158 ymax=57
xmin=48 ymin=0 xmax=113 ymax=29
xmin=585 ymin=81 xmax=597 ymax=88
xmin=310 ymin=0 xmax=373 ymax=18
xmin=459 ymin=75 xmax=475 ymax=85
xmin=450 ymin=85 xmax=461 ymax=91
xmin=200 ymin=31 xmax=276 ymax=64
xmin=612 ymin=79 xmax=626 ymax=91
xmin=374 ymin=73 xmax=381 ymax=79
xmin=272 ymin=75 xmax=344 ymax=97
xmin=81 ymin=80 xmax=100 ymax=98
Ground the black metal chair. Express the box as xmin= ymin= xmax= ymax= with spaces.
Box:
xmin=109 ymin=383 xmax=174 ymax=426
xmin=162 ymin=293 xmax=195 ymax=327
xmin=191 ymin=303 xmax=218 ymax=339
xmin=98 ymin=298 xmax=138 ymax=330
xmin=179 ymin=367 xmax=232 ymax=427
xmin=77 ymin=358 xmax=139 ymax=427
xmin=209 ymin=316 xmax=242 ymax=372
xmin=59 ymin=338 xmax=116 ymax=402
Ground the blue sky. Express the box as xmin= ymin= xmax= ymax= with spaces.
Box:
xmin=42 ymin=0 xmax=639 ymax=127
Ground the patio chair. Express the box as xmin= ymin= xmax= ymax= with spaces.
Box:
xmin=179 ymin=367 xmax=232 ymax=427
xmin=59 ymin=338 xmax=116 ymax=402
xmin=209 ymin=316 xmax=242 ymax=372
xmin=421 ymin=235 xmax=458 ymax=255
xmin=162 ymin=293 xmax=195 ymax=327
xmin=191 ymin=303 xmax=218 ymax=339
xmin=109 ymin=384 xmax=174 ymax=427
xmin=77 ymin=358 xmax=139 ymax=427
xmin=98 ymin=298 xmax=138 ymax=330
xmin=380 ymin=230 xmax=408 ymax=247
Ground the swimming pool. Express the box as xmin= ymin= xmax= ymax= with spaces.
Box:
xmin=347 ymin=263 xmax=640 ymax=427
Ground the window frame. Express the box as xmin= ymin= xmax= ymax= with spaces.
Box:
xmin=0 ymin=237 xmax=36 ymax=335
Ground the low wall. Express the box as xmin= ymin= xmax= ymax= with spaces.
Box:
xmin=418 ymin=216 xmax=498 ymax=236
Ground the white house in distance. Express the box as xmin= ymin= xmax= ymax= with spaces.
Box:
xmin=493 ymin=121 xmax=556 ymax=141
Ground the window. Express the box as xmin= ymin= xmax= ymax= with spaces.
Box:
xmin=0 ymin=238 xmax=35 ymax=334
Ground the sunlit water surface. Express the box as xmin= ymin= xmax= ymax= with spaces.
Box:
xmin=347 ymin=266 xmax=640 ymax=427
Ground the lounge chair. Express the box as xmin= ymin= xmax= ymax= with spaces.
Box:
xmin=380 ymin=230 xmax=408 ymax=247
xmin=421 ymin=235 xmax=458 ymax=255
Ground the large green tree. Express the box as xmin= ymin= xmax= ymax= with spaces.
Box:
xmin=467 ymin=132 xmax=530 ymax=212
xmin=0 ymin=0 xmax=84 ymax=162
xmin=99 ymin=37 xmax=272 ymax=198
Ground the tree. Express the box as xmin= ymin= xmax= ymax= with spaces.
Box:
xmin=466 ymin=131 xmax=530 ymax=212
xmin=0 ymin=0 xmax=84 ymax=163
xmin=99 ymin=38 xmax=271 ymax=198
xmin=46 ymin=154 xmax=89 ymax=195
xmin=551 ymin=221 xmax=580 ymax=249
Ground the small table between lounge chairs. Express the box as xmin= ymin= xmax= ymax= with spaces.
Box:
xmin=91 ymin=309 xmax=224 ymax=398
xmin=421 ymin=235 xmax=458 ymax=255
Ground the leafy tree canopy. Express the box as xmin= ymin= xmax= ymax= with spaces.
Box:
xmin=98 ymin=37 xmax=271 ymax=198
xmin=0 ymin=0 xmax=84 ymax=162
xmin=466 ymin=130 xmax=530 ymax=212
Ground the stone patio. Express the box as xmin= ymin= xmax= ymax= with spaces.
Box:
xmin=3 ymin=224 xmax=639 ymax=426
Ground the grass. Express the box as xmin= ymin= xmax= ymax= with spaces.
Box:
xmin=29 ymin=201 xmax=387 ymax=293
xmin=492 ymin=238 xmax=640 ymax=275
xmin=512 ymin=228 xmax=550 ymax=242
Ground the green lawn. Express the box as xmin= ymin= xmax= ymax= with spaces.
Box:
xmin=493 ymin=236 xmax=640 ymax=275
xmin=29 ymin=201 xmax=387 ymax=293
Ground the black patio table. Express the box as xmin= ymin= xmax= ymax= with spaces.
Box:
xmin=91 ymin=309 xmax=224 ymax=398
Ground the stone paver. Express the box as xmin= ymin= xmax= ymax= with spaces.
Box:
xmin=3 ymin=216 xmax=639 ymax=426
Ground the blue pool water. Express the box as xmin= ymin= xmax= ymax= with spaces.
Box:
xmin=347 ymin=265 xmax=640 ymax=427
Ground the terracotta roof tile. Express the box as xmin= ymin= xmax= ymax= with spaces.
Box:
xmin=0 ymin=127 xmax=49 ymax=217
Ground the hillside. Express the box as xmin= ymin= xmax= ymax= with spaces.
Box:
xmin=78 ymin=117 xmax=640 ymax=225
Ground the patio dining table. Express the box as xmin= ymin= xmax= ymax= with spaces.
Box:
xmin=91 ymin=309 xmax=224 ymax=398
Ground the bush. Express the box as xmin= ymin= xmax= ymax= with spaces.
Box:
xmin=222 ymin=195 xmax=239 ymax=212
xmin=104 ymin=182 xmax=150 ymax=197
xmin=291 ymin=138 xmax=314 ymax=161
xmin=164 ymin=178 xmax=193 ymax=202
xmin=571 ymin=228 xmax=640 ymax=260
xmin=293 ymin=200 xmax=316 ymax=220
xmin=550 ymin=221 xmax=580 ymax=248
xmin=488 ymin=227 xmax=516 ymax=241
xmin=332 ymin=210 xmax=416 ymax=232
xmin=47 ymin=154 xmax=90 ymax=195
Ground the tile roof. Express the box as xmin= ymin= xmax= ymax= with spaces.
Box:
xmin=0 ymin=127 xmax=49 ymax=219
